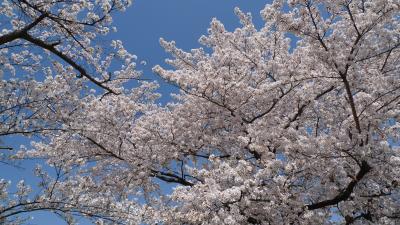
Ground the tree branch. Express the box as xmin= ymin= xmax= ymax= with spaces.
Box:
xmin=0 ymin=13 xmax=47 ymax=45
xmin=307 ymin=161 xmax=371 ymax=210
xmin=21 ymin=33 xmax=118 ymax=94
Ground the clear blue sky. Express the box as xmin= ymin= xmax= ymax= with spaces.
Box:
xmin=1 ymin=1 xmax=272 ymax=224
xmin=112 ymin=0 xmax=269 ymax=104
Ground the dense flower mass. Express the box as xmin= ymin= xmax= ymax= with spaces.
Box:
xmin=0 ymin=0 xmax=399 ymax=224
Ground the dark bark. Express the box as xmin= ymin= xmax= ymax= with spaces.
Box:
xmin=307 ymin=161 xmax=371 ymax=210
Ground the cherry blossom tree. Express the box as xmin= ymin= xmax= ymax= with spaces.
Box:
xmin=150 ymin=1 xmax=399 ymax=223
xmin=0 ymin=0 xmax=138 ymax=137
xmin=0 ymin=0 xmax=146 ymax=224
xmin=1 ymin=0 xmax=400 ymax=224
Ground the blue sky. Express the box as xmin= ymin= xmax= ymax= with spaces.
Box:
xmin=2 ymin=1 xmax=273 ymax=224
xmin=112 ymin=0 xmax=268 ymax=103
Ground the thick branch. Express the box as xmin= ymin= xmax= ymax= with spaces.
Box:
xmin=345 ymin=4 xmax=361 ymax=37
xmin=85 ymin=136 xmax=124 ymax=161
xmin=150 ymin=170 xmax=194 ymax=186
xmin=243 ymin=99 xmax=278 ymax=124
xmin=21 ymin=33 xmax=117 ymax=94
xmin=307 ymin=161 xmax=371 ymax=210
xmin=306 ymin=2 xmax=329 ymax=51
xmin=341 ymin=75 xmax=362 ymax=133
xmin=0 ymin=13 xmax=47 ymax=45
